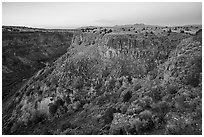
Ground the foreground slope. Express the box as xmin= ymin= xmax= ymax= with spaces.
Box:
xmin=3 ymin=28 xmax=202 ymax=135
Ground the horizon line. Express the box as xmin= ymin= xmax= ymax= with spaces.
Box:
xmin=2 ymin=23 xmax=202 ymax=30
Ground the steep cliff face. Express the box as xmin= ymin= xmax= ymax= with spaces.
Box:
xmin=71 ymin=31 xmax=102 ymax=47
xmin=4 ymin=29 xmax=202 ymax=135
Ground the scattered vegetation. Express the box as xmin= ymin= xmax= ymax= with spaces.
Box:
xmin=3 ymin=25 xmax=202 ymax=135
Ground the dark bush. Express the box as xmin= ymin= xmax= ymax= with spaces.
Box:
xmin=167 ymin=29 xmax=171 ymax=35
xmin=38 ymin=90 xmax=43 ymax=95
xmin=122 ymin=90 xmax=132 ymax=103
xmin=103 ymin=107 xmax=117 ymax=124
xmin=107 ymin=29 xmax=112 ymax=33
xmin=55 ymin=98 xmax=65 ymax=106
xmin=49 ymin=103 xmax=58 ymax=115
xmin=92 ymin=41 xmax=95 ymax=45
xmin=180 ymin=30 xmax=184 ymax=33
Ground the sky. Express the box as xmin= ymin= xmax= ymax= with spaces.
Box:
xmin=2 ymin=2 xmax=202 ymax=29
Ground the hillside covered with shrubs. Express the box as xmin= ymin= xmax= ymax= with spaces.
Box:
xmin=2 ymin=26 xmax=202 ymax=135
